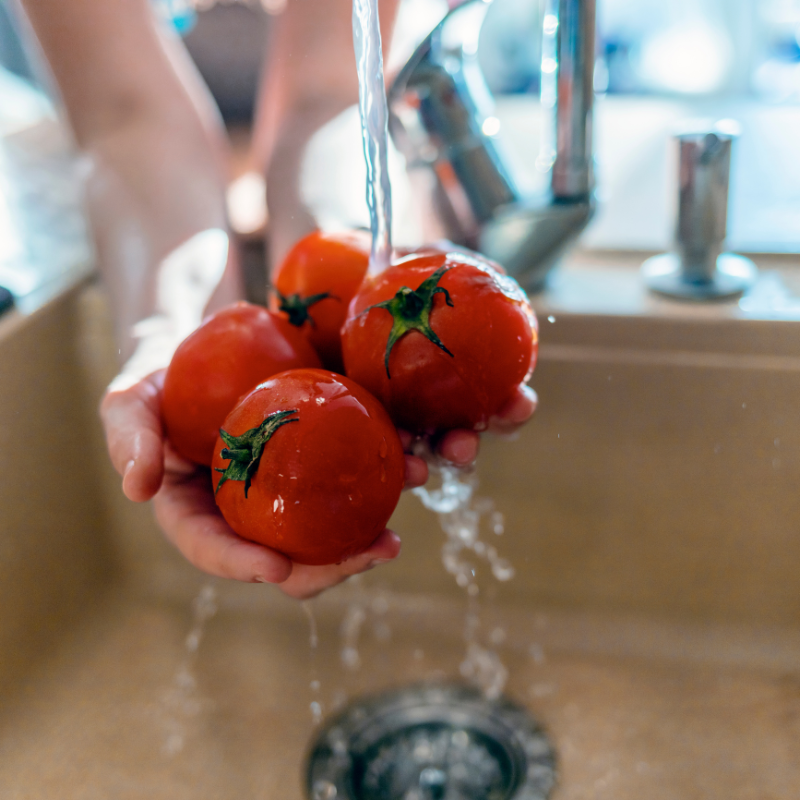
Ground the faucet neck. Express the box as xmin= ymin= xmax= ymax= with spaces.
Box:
xmin=551 ymin=0 xmax=596 ymax=199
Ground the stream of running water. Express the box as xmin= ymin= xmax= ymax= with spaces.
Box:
xmin=158 ymin=580 xmax=218 ymax=756
xmin=302 ymin=600 xmax=324 ymax=726
xmin=163 ymin=0 xmax=514 ymax=749
xmin=412 ymin=446 xmax=514 ymax=699
xmin=350 ymin=0 xmax=514 ymax=700
xmin=352 ymin=0 xmax=394 ymax=273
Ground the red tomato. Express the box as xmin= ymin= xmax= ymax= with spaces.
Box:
xmin=162 ymin=302 xmax=321 ymax=466
xmin=211 ymin=369 xmax=405 ymax=566
xmin=341 ymin=250 xmax=538 ymax=433
xmin=270 ymin=230 xmax=371 ymax=372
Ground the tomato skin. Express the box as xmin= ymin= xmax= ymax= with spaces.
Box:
xmin=162 ymin=302 xmax=321 ymax=466
xmin=341 ymin=251 xmax=538 ymax=433
xmin=211 ymin=369 xmax=405 ymax=566
xmin=270 ymin=230 xmax=371 ymax=372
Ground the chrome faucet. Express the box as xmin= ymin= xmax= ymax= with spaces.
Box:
xmin=641 ymin=122 xmax=758 ymax=300
xmin=388 ymin=0 xmax=596 ymax=291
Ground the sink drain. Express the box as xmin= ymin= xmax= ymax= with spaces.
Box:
xmin=305 ymin=684 xmax=556 ymax=800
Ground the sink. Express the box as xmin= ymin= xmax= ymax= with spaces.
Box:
xmin=2 ymin=257 xmax=800 ymax=799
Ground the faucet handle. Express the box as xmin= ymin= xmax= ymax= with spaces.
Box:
xmin=642 ymin=120 xmax=757 ymax=300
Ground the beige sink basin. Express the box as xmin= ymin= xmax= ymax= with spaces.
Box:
xmin=2 ymin=260 xmax=800 ymax=799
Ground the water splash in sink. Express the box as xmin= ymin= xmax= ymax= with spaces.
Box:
xmin=303 ymin=600 xmax=325 ymax=726
xmin=413 ymin=448 xmax=514 ymax=700
xmin=157 ymin=580 xmax=218 ymax=756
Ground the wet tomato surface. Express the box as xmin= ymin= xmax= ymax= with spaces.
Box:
xmin=341 ymin=250 xmax=538 ymax=433
xmin=270 ymin=230 xmax=371 ymax=372
xmin=162 ymin=302 xmax=321 ymax=466
xmin=211 ymin=369 xmax=405 ymax=566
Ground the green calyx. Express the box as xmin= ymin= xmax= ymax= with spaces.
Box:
xmin=214 ymin=409 xmax=299 ymax=498
xmin=273 ymin=288 xmax=335 ymax=328
xmin=363 ymin=265 xmax=455 ymax=378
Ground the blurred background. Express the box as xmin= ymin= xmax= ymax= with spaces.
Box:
xmin=3 ymin=0 xmax=800 ymax=291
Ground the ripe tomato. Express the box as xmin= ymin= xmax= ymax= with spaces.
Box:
xmin=270 ymin=230 xmax=371 ymax=372
xmin=211 ymin=369 xmax=405 ymax=566
xmin=162 ymin=302 xmax=321 ymax=466
xmin=341 ymin=250 xmax=538 ymax=433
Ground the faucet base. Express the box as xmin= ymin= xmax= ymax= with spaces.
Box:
xmin=642 ymin=252 xmax=758 ymax=301
xmin=480 ymin=198 xmax=595 ymax=293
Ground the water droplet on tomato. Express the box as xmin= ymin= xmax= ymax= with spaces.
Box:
xmin=380 ymin=466 xmax=387 ymax=483
xmin=379 ymin=438 xmax=388 ymax=458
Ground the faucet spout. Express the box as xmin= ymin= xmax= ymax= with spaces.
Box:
xmin=389 ymin=0 xmax=597 ymax=291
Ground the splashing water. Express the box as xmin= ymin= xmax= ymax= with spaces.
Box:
xmin=353 ymin=0 xmax=512 ymax=703
xmin=413 ymin=449 xmax=514 ymax=699
xmin=352 ymin=0 xmax=393 ymax=273
xmin=413 ymin=459 xmax=516 ymax=588
xmin=339 ymin=575 xmax=368 ymax=672
xmin=158 ymin=580 xmax=218 ymax=756
xmin=302 ymin=600 xmax=324 ymax=726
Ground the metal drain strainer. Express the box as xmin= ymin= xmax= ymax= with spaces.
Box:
xmin=305 ymin=684 xmax=556 ymax=800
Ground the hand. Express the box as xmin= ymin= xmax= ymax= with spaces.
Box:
xmin=422 ymin=383 xmax=539 ymax=468
xmin=100 ymin=373 xmax=536 ymax=600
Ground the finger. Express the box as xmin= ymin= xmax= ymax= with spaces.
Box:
xmin=404 ymin=454 xmax=428 ymax=488
xmin=278 ymin=529 xmax=402 ymax=601
xmin=489 ymin=384 xmax=538 ymax=433
xmin=163 ymin=439 xmax=201 ymax=477
xmin=153 ymin=470 xmax=292 ymax=584
xmin=437 ymin=429 xmax=480 ymax=466
xmin=100 ymin=372 xmax=165 ymax=502
xmin=398 ymin=429 xmax=415 ymax=451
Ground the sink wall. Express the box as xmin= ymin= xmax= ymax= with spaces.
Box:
xmin=0 ymin=290 xmax=118 ymax=692
xmin=386 ymin=310 xmax=800 ymax=627
xmin=2 ymin=268 xmax=800 ymax=799
xmin=4 ymin=269 xmax=800 ymax=695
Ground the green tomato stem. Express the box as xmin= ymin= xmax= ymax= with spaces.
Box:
xmin=362 ymin=265 xmax=455 ymax=378
xmin=273 ymin=288 xmax=336 ymax=328
xmin=214 ymin=409 xmax=299 ymax=497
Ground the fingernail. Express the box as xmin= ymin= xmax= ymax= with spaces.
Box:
xmin=367 ymin=558 xmax=393 ymax=569
xmin=123 ymin=459 xmax=135 ymax=478
xmin=254 ymin=576 xmax=270 ymax=583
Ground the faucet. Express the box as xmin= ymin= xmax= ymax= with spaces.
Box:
xmin=388 ymin=0 xmax=596 ymax=291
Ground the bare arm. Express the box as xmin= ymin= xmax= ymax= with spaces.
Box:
xmin=21 ymin=0 xmax=239 ymax=357
xmin=21 ymin=0 xmax=535 ymax=598
xmin=18 ymin=0 xmax=409 ymax=598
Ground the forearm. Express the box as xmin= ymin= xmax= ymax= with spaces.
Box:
xmin=20 ymin=0 xmax=222 ymax=148
xmin=21 ymin=0 xmax=237 ymax=357
xmin=85 ymin=115 xmax=234 ymax=357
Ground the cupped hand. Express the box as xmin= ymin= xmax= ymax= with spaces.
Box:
xmin=414 ymin=383 xmax=539 ymax=468
xmin=100 ymin=373 xmax=536 ymax=599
